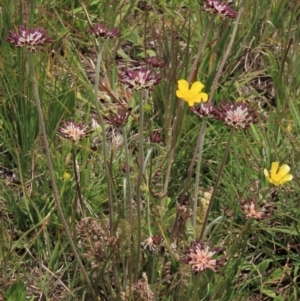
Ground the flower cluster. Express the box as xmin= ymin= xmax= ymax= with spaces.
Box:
xmin=200 ymin=0 xmax=238 ymax=19
xmin=87 ymin=23 xmax=121 ymax=39
xmin=105 ymin=108 xmax=132 ymax=127
xmin=213 ymin=101 xmax=258 ymax=129
xmin=5 ymin=26 xmax=53 ymax=52
xmin=146 ymin=56 xmax=166 ymax=69
xmin=119 ymin=67 xmax=162 ymax=90
xmin=190 ymin=102 xmax=215 ymax=118
xmin=240 ymin=199 xmax=267 ymax=220
xmin=58 ymin=120 xmax=92 ymax=142
xmin=182 ymin=240 xmax=225 ymax=273
xmin=264 ymin=162 xmax=293 ymax=186
xmin=149 ymin=131 xmax=163 ymax=143
xmin=176 ymin=79 xmax=208 ymax=107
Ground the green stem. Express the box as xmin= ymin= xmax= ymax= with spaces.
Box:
xmin=199 ymin=128 xmax=235 ymax=240
xmin=121 ymin=127 xmax=132 ymax=220
xmin=163 ymin=17 xmax=214 ymax=197
xmin=134 ymin=90 xmax=145 ymax=281
xmin=93 ymin=41 xmax=114 ymax=234
xmin=72 ymin=142 xmax=85 ymax=217
xmin=28 ymin=53 xmax=97 ymax=301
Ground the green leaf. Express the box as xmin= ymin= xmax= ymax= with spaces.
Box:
xmin=4 ymin=280 xmax=26 ymax=301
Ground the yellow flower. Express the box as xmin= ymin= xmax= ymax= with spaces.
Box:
xmin=176 ymin=79 xmax=208 ymax=107
xmin=264 ymin=162 xmax=293 ymax=186
xmin=62 ymin=172 xmax=71 ymax=181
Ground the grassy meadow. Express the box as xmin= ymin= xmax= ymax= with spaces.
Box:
xmin=1 ymin=0 xmax=300 ymax=300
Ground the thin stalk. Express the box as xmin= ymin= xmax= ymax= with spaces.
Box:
xmin=183 ymin=0 xmax=246 ymax=232
xmin=121 ymin=127 xmax=133 ymax=220
xmin=93 ymin=41 xmax=114 ymax=234
xmin=191 ymin=273 xmax=201 ymax=301
xmin=199 ymin=128 xmax=235 ymax=240
xmin=163 ymin=17 xmax=215 ymax=197
xmin=134 ymin=90 xmax=145 ymax=281
xmin=192 ymin=118 xmax=208 ymax=228
xmin=28 ymin=53 xmax=97 ymax=301
xmin=72 ymin=142 xmax=85 ymax=217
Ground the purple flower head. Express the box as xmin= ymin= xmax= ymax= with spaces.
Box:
xmin=213 ymin=101 xmax=258 ymax=129
xmin=5 ymin=26 xmax=54 ymax=52
xmin=182 ymin=240 xmax=225 ymax=273
xmin=105 ymin=108 xmax=132 ymax=128
xmin=118 ymin=67 xmax=162 ymax=91
xmin=240 ymin=199 xmax=269 ymax=220
xmin=200 ymin=0 xmax=238 ymax=19
xmin=146 ymin=56 xmax=166 ymax=69
xmin=150 ymin=131 xmax=163 ymax=144
xmin=87 ymin=24 xmax=121 ymax=39
xmin=58 ymin=120 xmax=92 ymax=142
xmin=190 ymin=102 xmax=215 ymax=118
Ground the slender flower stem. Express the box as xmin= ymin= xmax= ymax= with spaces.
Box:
xmin=199 ymin=128 xmax=235 ymax=240
xmin=121 ymin=127 xmax=133 ymax=220
xmin=135 ymin=90 xmax=145 ymax=281
xmin=192 ymin=118 xmax=208 ymax=228
xmin=72 ymin=142 xmax=85 ymax=217
xmin=181 ymin=0 xmax=246 ymax=232
xmin=163 ymin=17 xmax=214 ymax=197
xmin=93 ymin=41 xmax=114 ymax=234
xmin=28 ymin=53 xmax=97 ymax=301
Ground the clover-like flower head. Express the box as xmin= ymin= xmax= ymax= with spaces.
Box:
xmin=176 ymin=79 xmax=208 ymax=107
xmin=58 ymin=120 xmax=92 ymax=142
xmin=190 ymin=102 xmax=215 ymax=118
xmin=182 ymin=240 xmax=225 ymax=273
xmin=119 ymin=67 xmax=162 ymax=90
xmin=213 ymin=101 xmax=258 ymax=129
xmin=87 ymin=24 xmax=121 ymax=39
xmin=264 ymin=162 xmax=293 ymax=186
xmin=105 ymin=108 xmax=132 ymax=128
xmin=5 ymin=26 xmax=53 ymax=52
xmin=240 ymin=199 xmax=268 ymax=220
xmin=200 ymin=0 xmax=238 ymax=19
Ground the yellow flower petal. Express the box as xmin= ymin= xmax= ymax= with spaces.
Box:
xmin=264 ymin=162 xmax=293 ymax=186
xmin=199 ymin=92 xmax=208 ymax=102
xmin=277 ymin=164 xmax=290 ymax=178
xmin=190 ymin=81 xmax=205 ymax=94
xmin=270 ymin=162 xmax=279 ymax=179
xmin=177 ymin=79 xmax=189 ymax=92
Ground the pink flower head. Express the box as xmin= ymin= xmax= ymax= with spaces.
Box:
xmin=200 ymin=0 xmax=238 ymax=18
xmin=119 ymin=67 xmax=162 ymax=91
xmin=87 ymin=24 xmax=121 ymax=39
xmin=182 ymin=240 xmax=225 ymax=273
xmin=58 ymin=120 xmax=92 ymax=142
xmin=240 ymin=199 xmax=268 ymax=220
xmin=213 ymin=101 xmax=258 ymax=129
xmin=5 ymin=26 xmax=53 ymax=52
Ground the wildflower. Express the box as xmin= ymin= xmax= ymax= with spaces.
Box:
xmin=190 ymin=102 xmax=214 ymax=118
xmin=200 ymin=0 xmax=238 ymax=19
xmin=182 ymin=240 xmax=224 ymax=273
xmin=264 ymin=162 xmax=293 ymax=186
xmin=141 ymin=235 xmax=164 ymax=252
xmin=240 ymin=199 xmax=267 ymax=220
xmin=119 ymin=67 xmax=162 ymax=90
xmin=5 ymin=26 xmax=53 ymax=52
xmin=146 ymin=56 xmax=166 ymax=69
xmin=87 ymin=24 xmax=121 ymax=39
xmin=62 ymin=172 xmax=71 ymax=181
xmin=58 ymin=120 xmax=92 ymax=142
xmin=105 ymin=108 xmax=132 ymax=127
xmin=122 ymin=163 xmax=132 ymax=173
xmin=176 ymin=79 xmax=208 ymax=107
xmin=150 ymin=131 xmax=163 ymax=143
xmin=213 ymin=101 xmax=258 ymax=129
